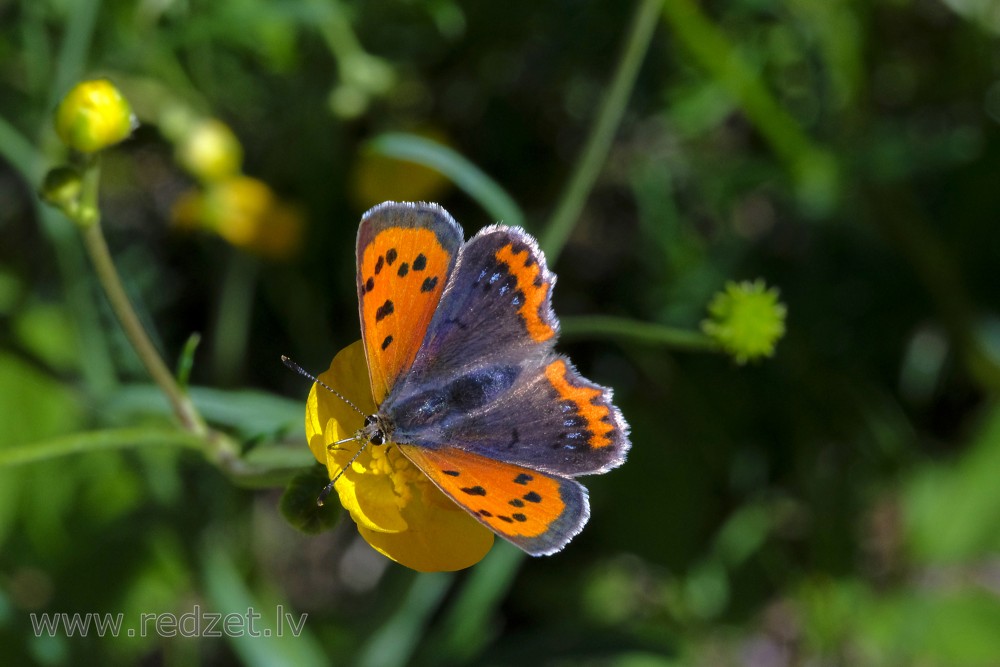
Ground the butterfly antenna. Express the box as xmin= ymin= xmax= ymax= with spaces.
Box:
xmin=317 ymin=438 xmax=368 ymax=506
xmin=281 ymin=355 xmax=366 ymax=416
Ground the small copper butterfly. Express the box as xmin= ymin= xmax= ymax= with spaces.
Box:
xmin=322 ymin=202 xmax=630 ymax=555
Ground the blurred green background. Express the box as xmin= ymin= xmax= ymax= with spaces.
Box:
xmin=3 ymin=0 xmax=1000 ymax=664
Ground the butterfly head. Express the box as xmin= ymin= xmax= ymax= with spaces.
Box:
xmin=361 ymin=413 xmax=392 ymax=447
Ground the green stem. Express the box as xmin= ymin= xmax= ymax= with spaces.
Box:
xmin=48 ymin=0 xmax=102 ymax=108
xmin=561 ymin=314 xmax=718 ymax=350
xmin=660 ymin=0 xmax=838 ymax=211
xmin=75 ymin=159 xmax=207 ymax=435
xmin=541 ymin=0 xmax=662 ymax=263
xmin=0 ymin=428 xmax=205 ymax=468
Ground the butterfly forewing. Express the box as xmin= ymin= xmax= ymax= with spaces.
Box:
xmin=357 ymin=202 xmax=462 ymax=404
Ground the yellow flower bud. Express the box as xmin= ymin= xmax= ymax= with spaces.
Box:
xmin=54 ymin=80 xmax=136 ymax=153
xmin=176 ymin=118 xmax=243 ymax=183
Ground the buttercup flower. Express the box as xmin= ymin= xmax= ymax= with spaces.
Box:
xmin=54 ymin=79 xmax=135 ymax=153
xmin=305 ymin=340 xmax=494 ymax=571
xmin=349 ymin=129 xmax=453 ymax=208
xmin=170 ymin=176 xmax=303 ymax=260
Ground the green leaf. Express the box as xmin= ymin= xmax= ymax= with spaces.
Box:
xmin=201 ymin=545 xmax=328 ymax=667
xmin=365 ymin=132 xmax=525 ymax=229
xmin=905 ymin=402 xmax=1000 ymax=562
xmin=106 ymin=384 xmax=305 ymax=438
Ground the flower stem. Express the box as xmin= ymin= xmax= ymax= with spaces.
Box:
xmin=659 ymin=0 xmax=838 ymax=212
xmin=561 ymin=314 xmax=719 ymax=351
xmin=541 ymin=0 xmax=662 ymax=264
xmin=76 ymin=159 xmax=207 ymax=436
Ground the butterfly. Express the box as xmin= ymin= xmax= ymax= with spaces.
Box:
xmin=313 ymin=201 xmax=630 ymax=556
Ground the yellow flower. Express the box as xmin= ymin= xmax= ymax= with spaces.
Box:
xmin=170 ymin=176 xmax=304 ymax=260
xmin=349 ymin=128 xmax=453 ymax=209
xmin=305 ymin=340 xmax=494 ymax=571
xmin=54 ymin=80 xmax=135 ymax=153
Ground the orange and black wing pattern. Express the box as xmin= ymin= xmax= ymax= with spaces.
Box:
xmin=396 ymin=443 xmax=589 ymax=556
xmin=357 ymin=202 xmax=462 ymax=404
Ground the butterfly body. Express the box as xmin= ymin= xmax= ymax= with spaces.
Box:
xmin=352 ymin=201 xmax=629 ymax=556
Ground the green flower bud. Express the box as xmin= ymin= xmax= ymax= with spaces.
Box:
xmin=40 ymin=166 xmax=83 ymax=211
xmin=702 ymin=280 xmax=787 ymax=364
xmin=54 ymin=79 xmax=136 ymax=153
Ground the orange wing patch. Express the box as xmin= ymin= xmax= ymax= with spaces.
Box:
xmin=495 ymin=243 xmax=556 ymax=343
xmin=545 ymin=359 xmax=615 ymax=449
xmin=360 ymin=227 xmax=452 ymax=404
xmin=396 ymin=444 xmax=589 ymax=555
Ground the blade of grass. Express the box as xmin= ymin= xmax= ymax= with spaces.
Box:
xmin=0 ymin=114 xmax=44 ymax=180
xmin=0 ymin=428 xmax=205 ymax=468
xmin=431 ymin=541 xmax=525 ymax=663
xmin=354 ymin=573 xmax=453 ymax=667
xmin=209 ymin=251 xmax=259 ymax=385
xmin=201 ymin=544 xmax=328 ymax=667
xmin=365 ymin=133 xmax=525 ymax=228
xmin=48 ymin=0 xmax=102 ymax=107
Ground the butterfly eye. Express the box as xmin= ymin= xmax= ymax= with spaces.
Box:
xmin=364 ymin=415 xmax=378 ymax=427
xmin=370 ymin=431 xmax=385 ymax=446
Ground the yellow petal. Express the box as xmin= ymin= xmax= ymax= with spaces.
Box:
xmin=304 ymin=340 xmax=494 ymax=570
xmin=54 ymin=79 xmax=135 ymax=153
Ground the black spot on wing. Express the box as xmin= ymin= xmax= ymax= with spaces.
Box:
xmin=365 ymin=277 xmax=374 ymax=292
xmin=461 ymin=486 xmax=487 ymax=496
xmin=386 ymin=248 xmax=398 ymax=265
xmin=509 ymin=499 xmax=525 ymax=508
xmin=413 ymin=254 xmax=427 ymax=271
xmin=513 ymin=473 xmax=533 ymax=485
xmin=421 ymin=276 xmax=439 ymax=292
xmin=375 ymin=256 xmax=384 ymax=275
xmin=375 ymin=300 xmax=394 ymax=321
xmin=442 ymin=470 xmax=460 ymax=477
xmin=397 ymin=262 xmax=409 ymax=277
xmin=512 ymin=513 xmax=527 ymax=522
xmin=381 ymin=335 xmax=393 ymax=351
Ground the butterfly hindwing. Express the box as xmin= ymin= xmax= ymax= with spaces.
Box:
xmin=396 ymin=443 xmax=589 ymax=556
xmin=388 ymin=353 xmax=629 ymax=477
xmin=357 ymin=202 xmax=462 ymax=404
